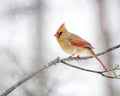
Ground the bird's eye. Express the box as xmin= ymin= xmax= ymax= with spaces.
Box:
xmin=59 ymin=32 xmax=63 ymax=35
xmin=56 ymin=32 xmax=64 ymax=39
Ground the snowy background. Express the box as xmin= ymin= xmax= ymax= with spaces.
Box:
xmin=0 ymin=0 xmax=120 ymax=96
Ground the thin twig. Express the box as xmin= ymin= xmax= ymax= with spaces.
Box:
xmin=60 ymin=61 xmax=120 ymax=79
xmin=0 ymin=44 xmax=120 ymax=96
xmin=0 ymin=57 xmax=60 ymax=96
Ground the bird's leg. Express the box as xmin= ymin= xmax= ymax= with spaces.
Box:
xmin=77 ymin=55 xmax=81 ymax=60
xmin=68 ymin=54 xmax=75 ymax=60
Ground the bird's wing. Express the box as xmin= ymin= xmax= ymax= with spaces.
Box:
xmin=68 ymin=38 xmax=94 ymax=48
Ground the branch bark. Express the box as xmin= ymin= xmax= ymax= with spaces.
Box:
xmin=1 ymin=44 xmax=120 ymax=96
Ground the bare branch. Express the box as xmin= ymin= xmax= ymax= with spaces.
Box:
xmin=60 ymin=60 xmax=120 ymax=79
xmin=0 ymin=44 xmax=120 ymax=96
xmin=0 ymin=57 xmax=60 ymax=96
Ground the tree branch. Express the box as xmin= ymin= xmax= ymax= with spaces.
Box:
xmin=60 ymin=60 xmax=120 ymax=79
xmin=1 ymin=44 xmax=120 ymax=96
xmin=0 ymin=57 xmax=60 ymax=96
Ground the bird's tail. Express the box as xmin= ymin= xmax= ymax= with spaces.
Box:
xmin=92 ymin=53 xmax=108 ymax=71
xmin=87 ymin=48 xmax=108 ymax=71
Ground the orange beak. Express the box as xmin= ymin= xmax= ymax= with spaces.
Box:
xmin=54 ymin=33 xmax=59 ymax=38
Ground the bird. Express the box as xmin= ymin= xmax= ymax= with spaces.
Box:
xmin=54 ymin=23 xmax=108 ymax=71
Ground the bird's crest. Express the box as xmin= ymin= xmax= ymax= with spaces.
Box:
xmin=59 ymin=23 xmax=65 ymax=29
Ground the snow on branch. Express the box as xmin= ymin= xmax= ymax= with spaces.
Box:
xmin=1 ymin=44 xmax=120 ymax=96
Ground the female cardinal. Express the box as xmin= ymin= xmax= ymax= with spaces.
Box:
xmin=54 ymin=23 xmax=108 ymax=71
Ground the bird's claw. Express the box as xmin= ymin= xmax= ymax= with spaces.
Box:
xmin=68 ymin=54 xmax=81 ymax=61
xmin=77 ymin=55 xmax=81 ymax=61
xmin=68 ymin=54 xmax=75 ymax=60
